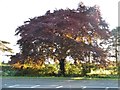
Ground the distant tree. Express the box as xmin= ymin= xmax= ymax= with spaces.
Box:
xmin=110 ymin=27 xmax=120 ymax=63
xmin=10 ymin=3 xmax=110 ymax=76
xmin=0 ymin=40 xmax=13 ymax=63
xmin=0 ymin=40 xmax=12 ymax=53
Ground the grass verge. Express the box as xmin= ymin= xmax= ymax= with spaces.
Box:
xmin=1 ymin=76 xmax=118 ymax=80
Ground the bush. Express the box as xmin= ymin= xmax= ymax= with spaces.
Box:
xmin=13 ymin=64 xmax=59 ymax=76
xmin=2 ymin=62 xmax=118 ymax=77
xmin=33 ymin=64 xmax=59 ymax=76
xmin=2 ymin=65 xmax=17 ymax=76
xmin=65 ymin=62 xmax=82 ymax=77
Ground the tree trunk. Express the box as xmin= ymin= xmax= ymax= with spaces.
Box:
xmin=59 ymin=58 xmax=65 ymax=76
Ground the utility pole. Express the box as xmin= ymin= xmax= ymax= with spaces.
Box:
xmin=115 ymin=33 xmax=118 ymax=65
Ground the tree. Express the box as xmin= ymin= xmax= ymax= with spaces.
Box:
xmin=106 ymin=27 xmax=120 ymax=75
xmin=109 ymin=27 xmax=120 ymax=65
xmin=0 ymin=40 xmax=12 ymax=53
xmin=10 ymin=3 xmax=110 ymax=76
xmin=0 ymin=40 xmax=13 ymax=63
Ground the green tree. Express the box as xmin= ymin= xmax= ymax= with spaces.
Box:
xmin=10 ymin=3 xmax=110 ymax=76
xmin=109 ymin=27 xmax=120 ymax=63
xmin=109 ymin=27 xmax=120 ymax=74
xmin=0 ymin=40 xmax=13 ymax=64
xmin=0 ymin=40 xmax=12 ymax=53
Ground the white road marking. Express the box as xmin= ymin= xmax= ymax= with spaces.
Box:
xmin=8 ymin=84 xmax=60 ymax=88
xmin=31 ymin=85 xmax=40 ymax=88
xmin=6 ymin=84 xmax=119 ymax=89
xmin=15 ymin=87 xmax=31 ymax=88
xmin=67 ymin=80 xmax=74 ymax=82
xmin=8 ymin=84 xmax=19 ymax=88
xmin=56 ymin=85 xmax=63 ymax=88
xmin=82 ymin=86 xmax=86 ymax=89
xmin=105 ymin=87 xmax=109 ymax=90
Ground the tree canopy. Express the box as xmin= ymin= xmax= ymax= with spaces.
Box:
xmin=109 ymin=27 xmax=120 ymax=62
xmin=111 ymin=27 xmax=120 ymax=45
xmin=10 ymin=3 xmax=110 ymax=67
xmin=0 ymin=40 xmax=12 ymax=53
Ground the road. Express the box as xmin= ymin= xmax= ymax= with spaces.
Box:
xmin=1 ymin=77 xmax=119 ymax=90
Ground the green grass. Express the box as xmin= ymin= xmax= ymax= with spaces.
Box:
xmin=71 ymin=76 xmax=118 ymax=80
xmin=1 ymin=75 xmax=118 ymax=80
xmin=1 ymin=76 xmax=71 ymax=80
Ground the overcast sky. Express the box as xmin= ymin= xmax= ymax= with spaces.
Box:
xmin=0 ymin=0 xmax=119 ymax=54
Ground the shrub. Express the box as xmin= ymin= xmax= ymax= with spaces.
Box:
xmin=38 ymin=64 xmax=59 ymax=76
xmin=2 ymin=65 xmax=17 ymax=76
xmin=65 ymin=62 xmax=82 ymax=76
xmin=13 ymin=64 xmax=59 ymax=76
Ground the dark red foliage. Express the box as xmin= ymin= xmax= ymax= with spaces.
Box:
xmin=10 ymin=3 xmax=110 ymax=65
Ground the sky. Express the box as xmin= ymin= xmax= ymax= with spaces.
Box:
xmin=0 ymin=0 xmax=119 ymax=62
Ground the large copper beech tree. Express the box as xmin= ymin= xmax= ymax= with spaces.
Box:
xmin=10 ymin=3 xmax=110 ymax=76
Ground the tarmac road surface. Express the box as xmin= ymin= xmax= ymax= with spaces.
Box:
xmin=1 ymin=77 xmax=120 ymax=90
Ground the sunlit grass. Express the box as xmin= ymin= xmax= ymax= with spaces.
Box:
xmin=71 ymin=76 xmax=118 ymax=80
xmin=89 ymin=69 xmax=117 ymax=75
xmin=2 ymin=75 xmax=118 ymax=80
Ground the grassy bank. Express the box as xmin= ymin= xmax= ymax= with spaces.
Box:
xmin=1 ymin=75 xmax=118 ymax=80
